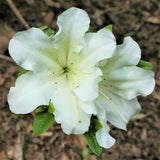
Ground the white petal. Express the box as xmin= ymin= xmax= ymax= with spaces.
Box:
xmin=8 ymin=71 xmax=55 ymax=114
xmin=95 ymin=89 xmax=141 ymax=130
xmin=78 ymin=28 xmax=116 ymax=68
xmin=78 ymin=100 xmax=97 ymax=115
xmin=53 ymin=7 xmax=90 ymax=65
xmin=52 ymin=79 xmax=91 ymax=134
xmin=102 ymin=66 xmax=155 ymax=99
xmin=96 ymin=119 xmax=115 ymax=148
xmin=102 ymin=37 xmax=141 ymax=73
xmin=9 ymin=27 xmax=61 ymax=72
xmin=73 ymin=67 xmax=102 ymax=101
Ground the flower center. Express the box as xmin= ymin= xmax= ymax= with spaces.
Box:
xmin=63 ymin=66 xmax=70 ymax=73
xmin=53 ymin=62 xmax=79 ymax=88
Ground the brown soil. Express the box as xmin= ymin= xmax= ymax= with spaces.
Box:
xmin=0 ymin=0 xmax=160 ymax=160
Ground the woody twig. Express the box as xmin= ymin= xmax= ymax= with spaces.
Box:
xmin=6 ymin=0 xmax=30 ymax=29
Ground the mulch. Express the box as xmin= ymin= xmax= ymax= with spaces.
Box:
xmin=0 ymin=0 xmax=160 ymax=159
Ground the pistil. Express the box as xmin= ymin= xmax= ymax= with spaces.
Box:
xmin=99 ymin=89 xmax=129 ymax=124
xmin=74 ymin=96 xmax=81 ymax=123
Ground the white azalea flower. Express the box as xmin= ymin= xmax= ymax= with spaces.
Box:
xmin=7 ymin=7 xmax=116 ymax=135
xmin=7 ymin=7 xmax=155 ymax=151
xmin=95 ymin=37 xmax=155 ymax=148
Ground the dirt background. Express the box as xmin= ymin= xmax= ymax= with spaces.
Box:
xmin=0 ymin=0 xmax=160 ymax=160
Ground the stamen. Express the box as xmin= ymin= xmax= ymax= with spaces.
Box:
xmin=76 ymin=85 xmax=79 ymax=88
xmin=52 ymin=70 xmax=64 ymax=76
xmin=74 ymin=96 xmax=81 ymax=123
xmin=101 ymin=85 xmax=113 ymax=90
xmin=71 ymin=62 xmax=74 ymax=66
xmin=99 ymin=90 xmax=129 ymax=124
xmin=55 ymin=74 xmax=67 ymax=85
xmin=57 ymin=58 xmax=64 ymax=67
xmin=68 ymin=73 xmax=77 ymax=88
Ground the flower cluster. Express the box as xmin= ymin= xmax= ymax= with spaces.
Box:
xmin=8 ymin=7 xmax=155 ymax=151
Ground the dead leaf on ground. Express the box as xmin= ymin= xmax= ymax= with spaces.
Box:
xmin=141 ymin=128 xmax=147 ymax=141
xmin=0 ymin=23 xmax=15 ymax=55
xmin=60 ymin=152 xmax=68 ymax=160
xmin=26 ymin=151 xmax=44 ymax=160
xmin=144 ymin=16 xmax=160 ymax=24
xmin=153 ymin=121 xmax=160 ymax=129
xmin=45 ymin=0 xmax=54 ymax=6
xmin=43 ymin=11 xmax=54 ymax=26
xmin=24 ymin=0 xmax=35 ymax=5
xmin=6 ymin=132 xmax=24 ymax=160
xmin=152 ymin=91 xmax=160 ymax=100
xmin=68 ymin=135 xmax=87 ymax=149
xmin=88 ymin=155 xmax=97 ymax=160
xmin=41 ymin=131 xmax=53 ymax=137
xmin=0 ymin=151 xmax=7 ymax=160
xmin=131 ymin=145 xmax=141 ymax=157
xmin=131 ymin=113 xmax=146 ymax=120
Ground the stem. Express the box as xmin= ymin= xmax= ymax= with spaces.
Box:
xmin=6 ymin=0 xmax=30 ymax=29
xmin=0 ymin=54 xmax=14 ymax=63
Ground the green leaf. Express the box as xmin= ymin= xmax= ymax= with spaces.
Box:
xmin=39 ymin=25 xmax=48 ymax=30
xmin=82 ymin=147 xmax=89 ymax=160
xmin=18 ymin=67 xmax=28 ymax=77
xmin=35 ymin=102 xmax=55 ymax=114
xmin=35 ymin=105 xmax=48 ymax=113
xmin=137 ymin=60 xmax=153 ymax=70
xmin=84 ymin=117 xmax=103 ymax=156
xmin=103 ymin=24 xmax=113 ymax=32
xmin=40 ymin=25 xmax=55 ymax=36
xmin=93 ymin=119 xmax=103 ymax=131
xmin=48 ymin=101 xmax=55 ymax=113
xmin=86 ymin=26 xmax=94 ymax=33
xmin=12 ymin=113 xmax=19 ymax=119
xmin=33 ymin=112 xmax=54 ymax=136
xmin=84 ymin=129 xmax=102 ymax=156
